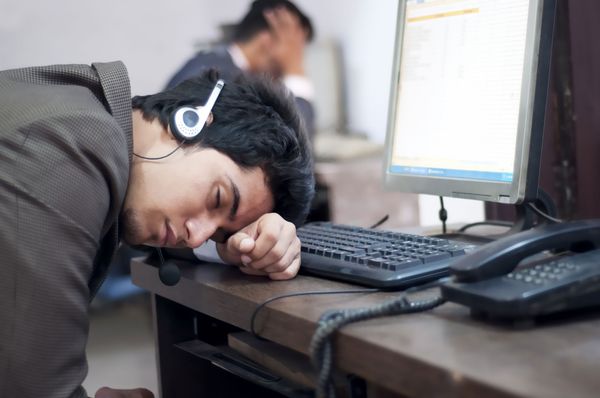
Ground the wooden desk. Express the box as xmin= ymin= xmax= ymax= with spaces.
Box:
xmin=131 ymin=259 xmax=600 ymax=398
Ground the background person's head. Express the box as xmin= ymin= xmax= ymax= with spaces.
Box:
xmin=125 ymin=70 xmax=314 ymax=247
xmin=231 ymin=0 xmax=314 ymax=75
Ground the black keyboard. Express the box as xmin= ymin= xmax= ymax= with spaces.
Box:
xmin=298 ymin=222 xmax=477 ymax=289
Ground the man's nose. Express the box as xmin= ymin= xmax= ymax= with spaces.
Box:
xmin=184 ymin=218 xmax=217 ymax=248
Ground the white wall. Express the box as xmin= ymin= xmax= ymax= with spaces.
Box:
xmin=298 ymin=1 xmax=399 ymax=143
xmin=1 ymin=0 xmax=241 ymax=93
xmin=1 ymin=0 xmax=398 ymax=137
xmin=0 ymin=0 xmax=483 ymax=226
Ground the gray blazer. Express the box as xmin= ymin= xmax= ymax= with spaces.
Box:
xmin=166 ymin=46 xmax=316 ymax=141
xmin=0 ymin=61 xmax=133 ymax=398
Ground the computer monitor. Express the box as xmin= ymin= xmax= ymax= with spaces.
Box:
xmin=383 ymin=0 xmax=556 ymax=205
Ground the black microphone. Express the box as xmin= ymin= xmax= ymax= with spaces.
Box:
xmin=156 ymin=248 xmax=181 ymax=286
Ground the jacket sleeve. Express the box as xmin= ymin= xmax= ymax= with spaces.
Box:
xmin=0 ymin=111 xmax=127 ymax=398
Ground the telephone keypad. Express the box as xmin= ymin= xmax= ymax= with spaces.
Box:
xmin=506 ymin=260 xmax=581 ymax=285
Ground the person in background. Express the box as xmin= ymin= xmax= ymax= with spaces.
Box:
xmin=166 ymin=0 xmax=316 ymax=141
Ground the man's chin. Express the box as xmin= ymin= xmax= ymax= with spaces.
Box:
xmin=121 ymin=235 xmax=141 ymax=246
xmin=121 ymin=227 xmax=155 ymax=247
xmin=120 ymin=223 xmax=139 ymax=245
xmin=120 ymin=209 xmax=148 ymax=246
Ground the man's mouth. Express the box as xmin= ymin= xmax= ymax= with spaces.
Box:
xmin=163 ymin=222 xmax=177 ymax=247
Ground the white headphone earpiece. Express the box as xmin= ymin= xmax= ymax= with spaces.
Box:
xmin=169 ymin=79 xmax=225 ymax=142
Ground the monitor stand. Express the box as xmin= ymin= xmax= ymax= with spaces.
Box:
xmin=433 ymin=189 xmax=558 ymax=244
xmin=504 ymin=189 xmax=558 ymax=236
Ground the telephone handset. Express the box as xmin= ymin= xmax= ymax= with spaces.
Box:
xmin=441 ymin=219 xmax=600 ymax=320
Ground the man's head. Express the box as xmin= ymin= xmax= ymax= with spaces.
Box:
xmin=232 ymin=0 xmax=314 ymax=74
xmin=124 ymin=70 xmax=314 ymax=248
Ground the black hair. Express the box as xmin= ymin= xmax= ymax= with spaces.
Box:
xmin=131 ymin=70 xmax=315 ymax=227
xmin=232 ymin=0 xmax=314 ymax=43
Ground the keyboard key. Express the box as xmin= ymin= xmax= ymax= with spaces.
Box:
xmin=367 ymin=258 xmax=388 ymax=268
xmin=421 ymin=252 xmax=451 ymax=263
xmin=331 ymin=251 xmax=344 ymax=259
xmin=398 ymin=258 xmax=423 ymax=267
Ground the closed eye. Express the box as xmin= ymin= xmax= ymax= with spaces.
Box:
xmin=216 ymin=187 xmax=221 ymax=208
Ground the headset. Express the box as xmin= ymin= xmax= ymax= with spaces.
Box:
xmin=169 ymin=79 xmax=225 ymax=142
xmin=134 ymin=79 xmax=225 ymax=161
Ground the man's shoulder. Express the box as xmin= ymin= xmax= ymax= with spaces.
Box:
xmin=185 ymin=47 xmax=239 ymax=76
xmin=0 ymin=65 xmax=130 ymax=196
xmin=1 ymin=81 xmax=123 ymax=149
xmin=191 ymin=45 xmax=233 ymax=63
xmin=167 ymin=46 xmax=240 ymax=88
xmin=0 ymin=63 xmax=113 ymax=125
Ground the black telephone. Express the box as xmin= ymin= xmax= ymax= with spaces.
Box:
xmin=441 ymin=219 xmax=600 ymax=320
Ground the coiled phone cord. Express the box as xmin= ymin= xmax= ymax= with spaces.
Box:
xmin=309 ymin=281 xmax=448 ymax=398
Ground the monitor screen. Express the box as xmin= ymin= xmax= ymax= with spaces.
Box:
xmin=384 ymin=0 xmax=555 ymax=204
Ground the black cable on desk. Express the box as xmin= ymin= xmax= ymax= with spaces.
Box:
xmin=369 ymin=214 xmax=389 ymax=229
xmin=250 ymin=288 xmax=380 ymax=338
xmin=310 ymin=278 xmax=450 ymax=398
xmin=458 ymin=219 xmax=513 ymax=232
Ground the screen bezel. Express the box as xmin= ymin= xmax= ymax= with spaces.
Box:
xmin=383 ymin=0 xmax=556 ymax=204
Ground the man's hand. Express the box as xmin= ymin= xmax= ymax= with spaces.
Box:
xmin=95 ymin=387 xmax=154 ymax=398
xmin=216 ymin=213 xmax=301 ymax=280
xmin=264 ymin=7 xmax=307 ymax=76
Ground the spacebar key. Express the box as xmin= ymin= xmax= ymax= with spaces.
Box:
xmin=421 ymin=252 xmax=451 ymax=263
